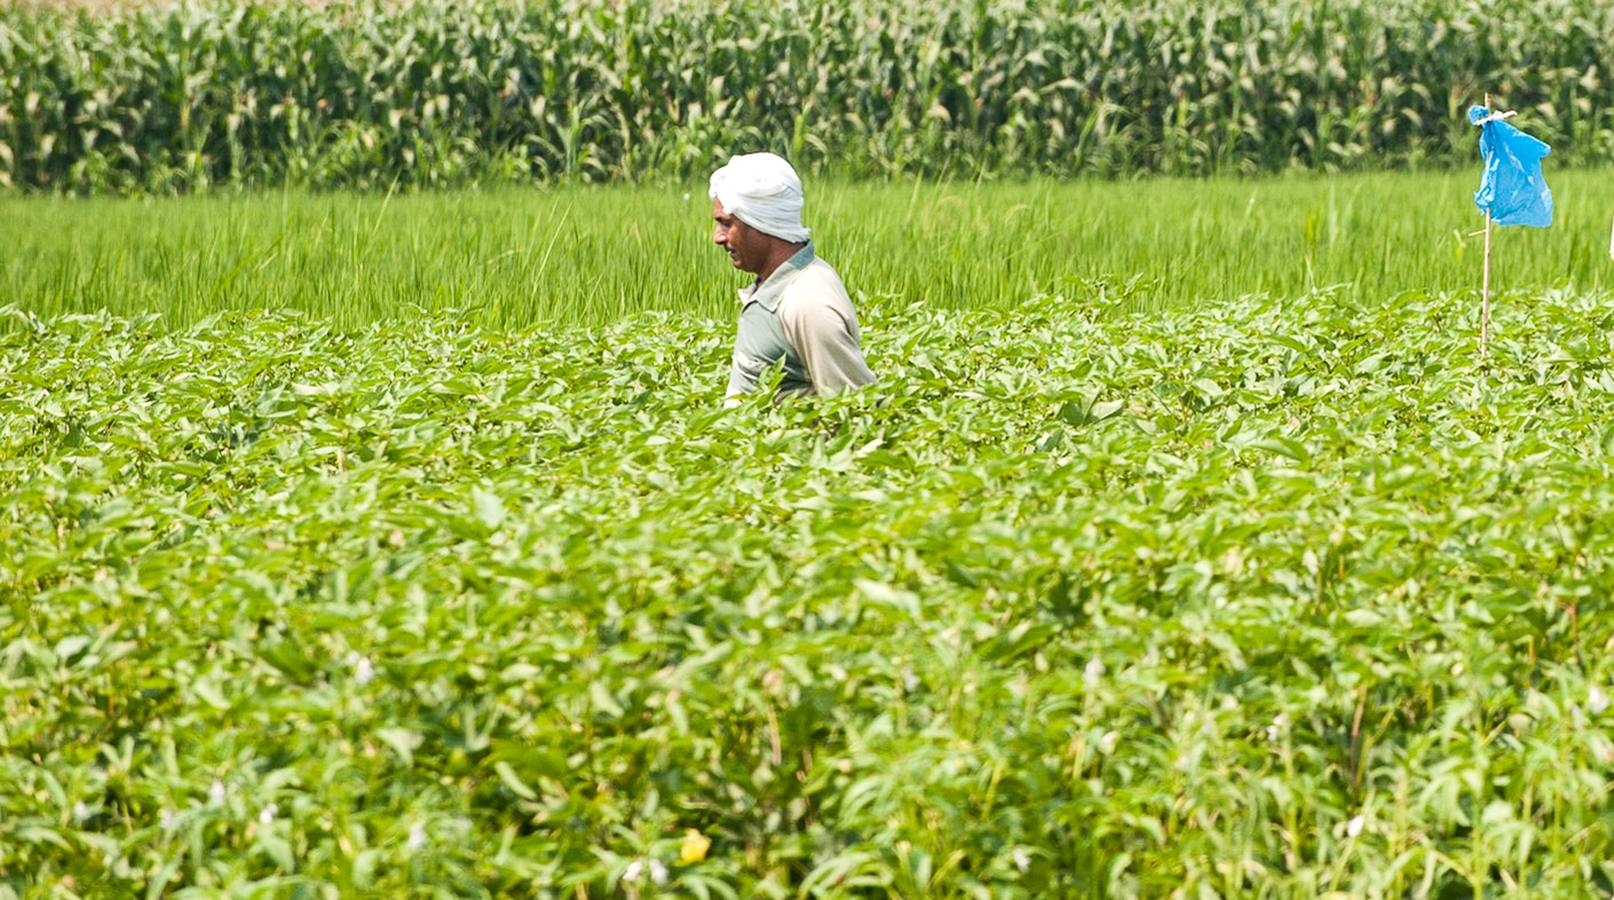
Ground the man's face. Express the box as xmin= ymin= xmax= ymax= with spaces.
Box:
xmin=712 ymin=197 xmax=770 ymax=275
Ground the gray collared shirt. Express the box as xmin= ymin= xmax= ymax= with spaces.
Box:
xmin=726 ymin=242 xmax=876 ymax=400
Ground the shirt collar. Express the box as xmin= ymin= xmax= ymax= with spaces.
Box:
xmin=737 ymin=241 xmax=815 ymax=311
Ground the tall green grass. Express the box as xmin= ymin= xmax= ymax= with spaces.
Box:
xmin=4 ymin=170 xmax=1612 ymax=328
xmin=3 ymin=0 xmax=1614 ymax=192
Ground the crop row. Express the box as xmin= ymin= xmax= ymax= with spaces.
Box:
xmin=2 ymin=0 xmax=1613 ymax=192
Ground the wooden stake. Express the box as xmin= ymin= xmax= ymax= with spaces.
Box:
xmin=1482 ymin=211 xmax=1491 ymax=361
xmin=1480 ymin=92 xmax=1492 ymax=362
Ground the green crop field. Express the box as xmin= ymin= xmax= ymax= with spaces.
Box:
xmin=8 ymin=0 xmax=1614 ymax=897
xmin=5 ymin=0 xmax=1614 ymax=191
xmin=7 ymin=291 xmax=1614 ymax=896
xmin=6 ymin=170 xmax=1614 ymax=328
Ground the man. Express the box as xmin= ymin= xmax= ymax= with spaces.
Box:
xmin=709 ymin=152 xmax=875 ymax=404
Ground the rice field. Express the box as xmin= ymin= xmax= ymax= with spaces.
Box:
xmin=5 ymin=169 xmax=1614 ymax=329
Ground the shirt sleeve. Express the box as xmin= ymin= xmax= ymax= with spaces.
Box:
xmin=779 ymin=295 xmax=876 ymax=395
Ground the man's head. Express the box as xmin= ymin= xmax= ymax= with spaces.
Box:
xmin=709 ymin=152 xmax=810 ymax=275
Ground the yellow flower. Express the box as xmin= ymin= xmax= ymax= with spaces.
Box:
xmin=679 ymin=829 xmax=711 ymax=864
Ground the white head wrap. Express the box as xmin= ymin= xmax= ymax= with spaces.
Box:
xmin=708 ymin=152 xmax=811 ymax=242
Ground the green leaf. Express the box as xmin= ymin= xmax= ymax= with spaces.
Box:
xmin=377 ymin=727 xmax=422 ymax=766
xmin=1252 ymin=437 xmax=1310 ymax=464
xmin=494 ymin=761 xmax=538 ymax=800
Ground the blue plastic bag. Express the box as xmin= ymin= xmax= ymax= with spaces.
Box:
xmin=1469 ymin=105 xmax=1553 ymax=228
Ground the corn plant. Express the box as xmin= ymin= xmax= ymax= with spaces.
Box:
xmin=2 ymin=0 xmax=1613 ymax=193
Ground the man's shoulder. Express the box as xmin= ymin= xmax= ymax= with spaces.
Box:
xmin=780 ymin=258 xmax=851 ymax=314
xmin=801 ymin=255 xmax=846 ymax=285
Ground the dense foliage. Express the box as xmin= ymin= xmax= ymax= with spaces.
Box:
xmin=2 ymin=0 xmax=1613 ymax=192
xmin=6 ymin=290 xmax=1614 ymax=895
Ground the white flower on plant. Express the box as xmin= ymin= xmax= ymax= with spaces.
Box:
xmin=1011 ymin=848 xmax=1031 ymax=873
xmin=407 ymin=821 xmax=426 ymax=850
xmin=258 ymin=802 xmax=278 ymax=825
xmin=649 ymin=859 xmax=668 ymax=884
xmin=72 ymin=801 xmax=89 ymax=822
xmin=623 ymin=860 xmax=644 ymax=883
xmin=208 ymin=780 xmax=226 ymax=806
xmin=1083 ymin=658 xmax=1105 ymax=689
xmin=1266 ymin=712 xmax=1290 ymax=741
xmin=1346 ymin=814 xmax=1365 ymax=838
xmin=159 ymin=808 xmax=176 ymax=830
xmin=1589 ymin=685 xmax=1609 ymax=715
xmin=1098 ymin=730 xmax=1119 ymax=754
xmin=354 ymin=656 xmax=376 ymax=686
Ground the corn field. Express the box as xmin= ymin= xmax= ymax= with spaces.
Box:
xmin=2 ymin=0 xmax=1613 ymax=192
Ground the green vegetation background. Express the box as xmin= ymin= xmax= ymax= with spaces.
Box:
xmin=2 ymin=0 xmax=1613 ymax=192
xmin=9 ymin=2 xmax=1614 ymax=896
xmin=5 ymin=171 xmax=1612 ymax=327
